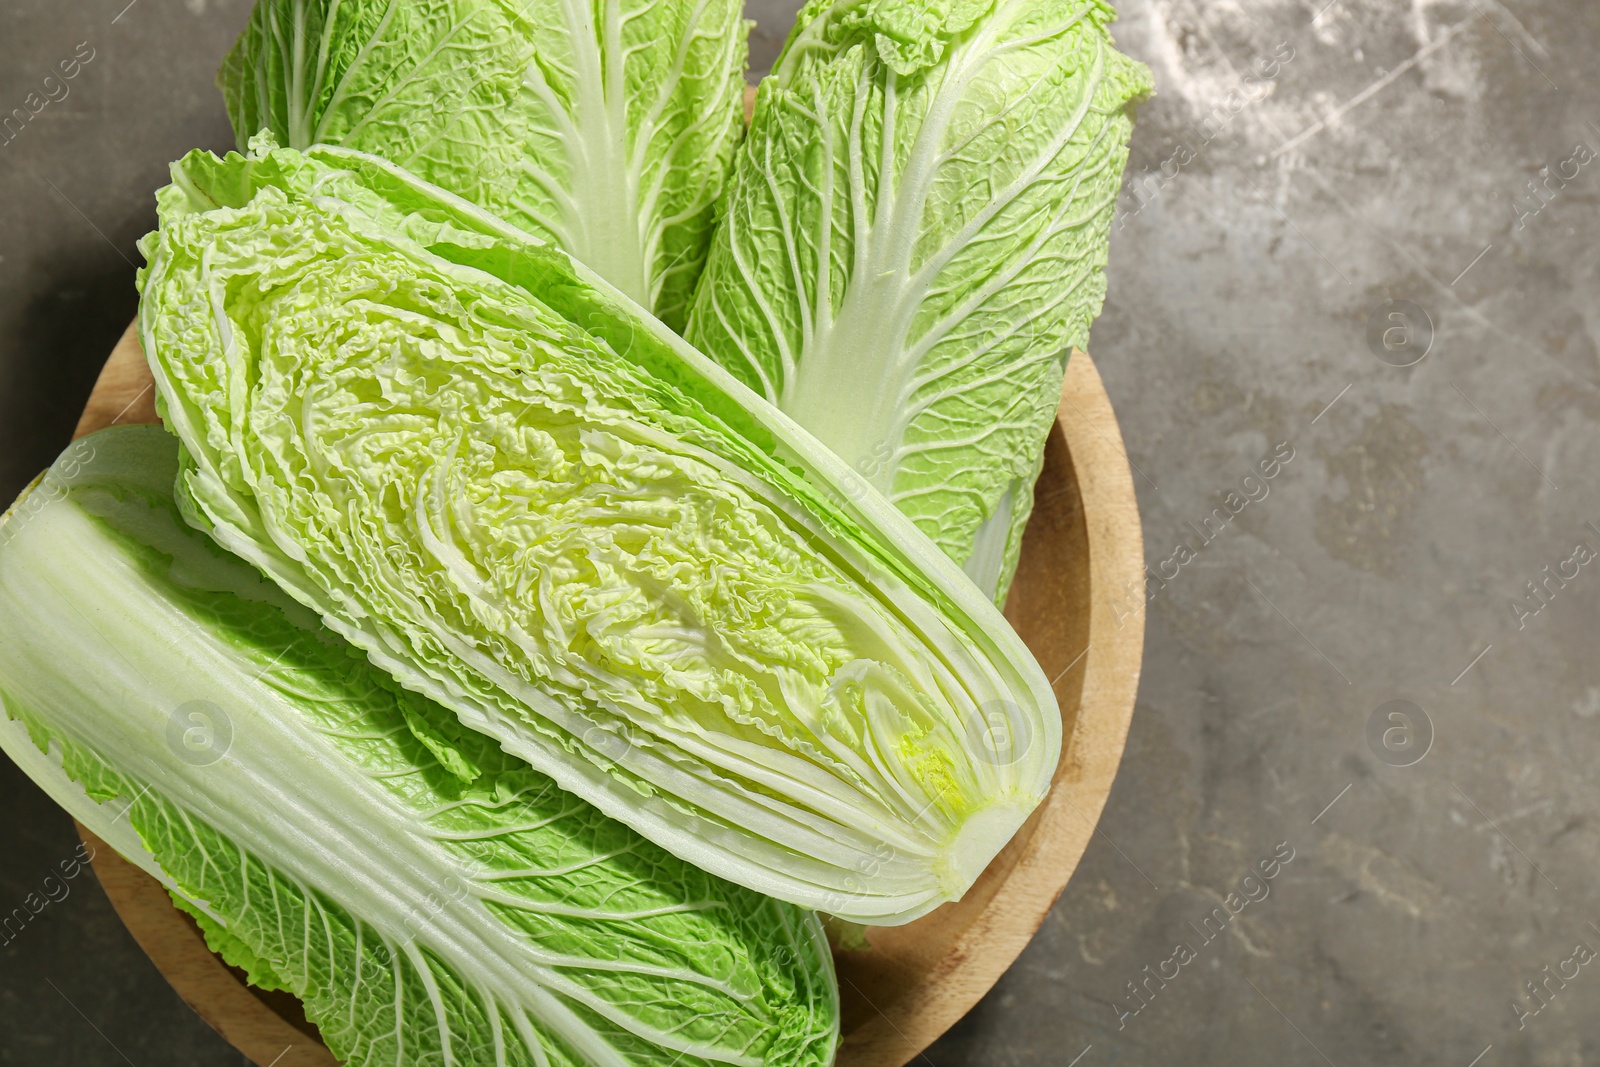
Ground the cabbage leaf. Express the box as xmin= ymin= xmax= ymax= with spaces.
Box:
xmin=217 ymin=0 xmax=537 ymax=215
xmin=0 ymin=426 xmax=838 ymax=1067
xmin=219 ymin=0 xmax=750 ymax=330
xmin=684 ymin=0 xmax=1151 ymax=601
xmin=137 ymin=141 xmax=1060 ymax=924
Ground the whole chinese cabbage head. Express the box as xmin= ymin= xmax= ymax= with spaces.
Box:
xmin=686 ymin=0 xmax=1151 ymax=602
xmin=220 ymin=0 xmax=750 ymax=330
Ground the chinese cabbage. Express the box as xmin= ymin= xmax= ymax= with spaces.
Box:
xmin=220 ymin=0 xmax=750 ymax=330
xmin=685 ymin=0 xmax=1151 ymax=601
xmin=136 ymin=141 xmax=1061 ymax=924
xmin=0 ymin=426 xmax=838 ymax=1067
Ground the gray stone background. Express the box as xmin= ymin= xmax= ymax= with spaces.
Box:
xmin=1 ymin=1 xmax=1597 ymax=1064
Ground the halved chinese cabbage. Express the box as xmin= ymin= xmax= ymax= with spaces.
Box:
xmin=0 ymin=426 xmax=838 ymax=1067
xmin=138 ymin=141 xmax=1059 ymax=924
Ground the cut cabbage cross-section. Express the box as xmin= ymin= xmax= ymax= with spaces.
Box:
xmin=137 ymin=141 xmax=1060 ymax=924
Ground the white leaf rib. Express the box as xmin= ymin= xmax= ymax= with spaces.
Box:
xmin=722 ymin=187 xmax=795 ymax=399
xmin=265 ymin=2 xmax=306 ymax=147
xmin=707 ymin=293 xmax=779 ymax=401
xmin=768 ymin=90 xmax=837 ymax=393
xmin=624 ymin=0 xmax=713 ymax=180
xmin=906 ymin=40 xmax=1108 ymax=298
xmin=521 ymin=59 xmax=580 ymax=143
xmin=338 ymin=6 xmax=494 ymax=144
xmin=530 ymin=945 xmax=759 ymax=1000
xmin=632 ymin=65 xmax=741 ymax=239
xmin=887 ymin=480 xmax=992 ymax=507
xmin=313 ymin=0 xmax=402 ymax=143
xmin=424 ymin=817 xmax=583 ymax=842
xmin=289 ymin=0 xmax=311 ymax=148
xmin=848 ymin=56 xmax=879 ymax=303
xmin=301 ymin=879 xmax=315 ymax=996
xmin=418 ymin=790 xmax=566 ymax=820
xmin=472 ymin=891 xmax=724 ymax=922
xmin=389 ymin=945 xmax=405 ymax=1067
xmin=304 ymin=0 xmax=345 ymax=120
xmin=348 ymin=922 xmax=365 ymax=1034
xmin=506 ymin=195 xmax=570 ymax=246
xmin=902 ymin=181 xmax=1115 ymax=378
xmin=486 ymin=994 xmax=508 ymax=1067
xmin=509 ymin=1006 xmax=552 ymax=1067
xmin=515 ymin=157 xmax=579 ymax=212
xmin=401 ymin=939 xmax=455 ymax=1067
xmin=904 ymin=345 xmax=1054 ymax=421
xmin=476 ymin=847 xmax=633 ymax=880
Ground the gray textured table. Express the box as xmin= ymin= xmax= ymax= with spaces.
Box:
xmin=2 ymin=2 xmax=1597 ymax=1065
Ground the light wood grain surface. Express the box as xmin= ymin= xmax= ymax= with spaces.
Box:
xmin=72 ymin=323 xmax=1144 ymax=1067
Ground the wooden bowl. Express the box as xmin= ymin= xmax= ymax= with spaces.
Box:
xmin=71 ymin=320 xmax=1145 ymax=1067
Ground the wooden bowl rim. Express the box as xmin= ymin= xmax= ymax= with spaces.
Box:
xmin=70 ymin=321 xmax=1145 ymax=1067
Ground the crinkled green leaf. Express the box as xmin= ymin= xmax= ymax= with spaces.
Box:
xmin=220 ymin=0 xmax=750 ymax=330
xmin=137 ymin=142 xmax=1061 ymax=924
xmin=685 ymin=0 xmax=1151 ymax=603
xmin=783 ymin=0 xmax=994 ymax=76
xmin=219 ymin=0 xmax=538 ymax=212
xmin=0 ymin=426 xmax=838 ymax=1067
